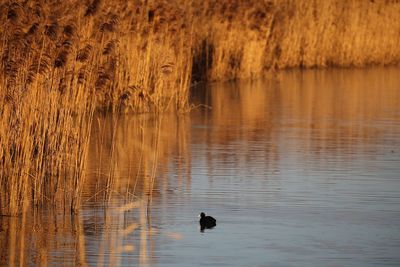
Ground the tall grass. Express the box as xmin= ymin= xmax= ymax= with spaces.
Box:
xmin=0 ymin=0 xmax=193 ymax=215
xmin=1 ymin=0 xmax=399 ymax=215
xmin=194 ymin=0 xmax=400 ymax=81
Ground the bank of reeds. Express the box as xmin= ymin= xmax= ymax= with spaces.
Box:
xmin=1 ymin=0 xmax=400 ymax=215
xmin=0 ymin=0 xmax=193 ymax=215
xmin=194 ymin=0 xmax=400 ymax=81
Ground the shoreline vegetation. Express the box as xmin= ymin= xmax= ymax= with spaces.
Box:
xmin=1 ymin=0 xmax=400 ymax=215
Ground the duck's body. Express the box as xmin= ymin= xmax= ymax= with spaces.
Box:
xmin=199 ymin=212 xmax=216 ymax=230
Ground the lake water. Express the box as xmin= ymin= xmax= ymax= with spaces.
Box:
xmin=1 ymin=67 xmax=400 ymax=266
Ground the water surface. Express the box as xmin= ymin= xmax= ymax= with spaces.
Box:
xmin=2 ymin=67 xmax=400 ymax=266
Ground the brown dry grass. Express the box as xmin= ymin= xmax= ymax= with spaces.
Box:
xmin=1 ymin=0 xmax=399 ymax=215
xmin=195 ymin=0 xmax=400 ymax=81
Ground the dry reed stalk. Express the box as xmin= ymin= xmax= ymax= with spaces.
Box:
xmin=0 ymin=1 xmax=97 ymax=215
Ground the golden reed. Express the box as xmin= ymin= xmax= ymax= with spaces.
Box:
xmin=1 ymin=0 xmax=399 ymax=215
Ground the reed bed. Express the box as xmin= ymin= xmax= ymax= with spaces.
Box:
xmin=0 ymin=0 xmax=193 ymax=215
xmin=194 ymin=0 xmax=400 ymax=81
xmin=1 ymin=0 xmax=399 ymax=216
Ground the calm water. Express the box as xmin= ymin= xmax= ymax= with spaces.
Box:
xmin=2 ymin=67 xmax=400 ymax=266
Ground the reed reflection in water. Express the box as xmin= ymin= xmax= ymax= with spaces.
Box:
xmin=1 ymin=67 xmax=400 ymax=266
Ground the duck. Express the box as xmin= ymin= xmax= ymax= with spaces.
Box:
xmin=199 ymin=212 xmax=216 ymax=230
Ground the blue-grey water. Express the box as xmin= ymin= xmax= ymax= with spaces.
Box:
xmin=2 ymin=67 xmax=400 ymax=266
